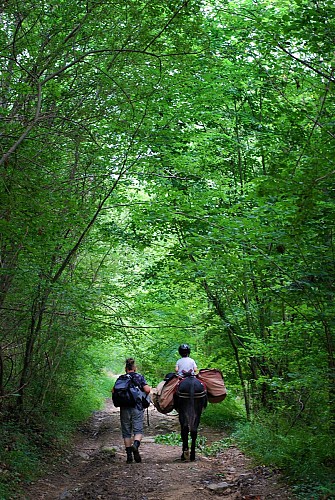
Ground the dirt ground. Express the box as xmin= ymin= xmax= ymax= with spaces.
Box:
xmin=20 ymin=399 xmax=295 ymax=499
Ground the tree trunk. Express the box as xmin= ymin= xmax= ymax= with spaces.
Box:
xmin=201 ymin=280 xmax=251 ymax=420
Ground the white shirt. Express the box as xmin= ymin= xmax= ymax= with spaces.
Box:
xmin=176 ymin=356 xmax=197 ymax=376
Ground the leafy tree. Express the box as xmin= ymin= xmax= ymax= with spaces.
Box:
xmin=1 ymin=0 xmax=334 ymax=493
xmin=0 ymin=0 xmax=205 ymax=415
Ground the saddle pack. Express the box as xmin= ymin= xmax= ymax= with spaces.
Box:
xmin=151 ymin=373 xmax=180 ymax=414
xmin=152 ymin=368 xmax=227 ymax=414
xmin=197 ymin=368 xmax=227 ymax=403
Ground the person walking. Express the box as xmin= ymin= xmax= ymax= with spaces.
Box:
xmin=118 ymin=357 xmax=151 ymax=463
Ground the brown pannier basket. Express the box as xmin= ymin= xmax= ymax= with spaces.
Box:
xmin=197 ymin=368 xmax=227 ymax=403
xmin=151 ymin=376 xmax=180 ymax=414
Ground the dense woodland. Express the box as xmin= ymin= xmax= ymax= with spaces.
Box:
xmin=0 ymin=0 xmax=334 ymax=497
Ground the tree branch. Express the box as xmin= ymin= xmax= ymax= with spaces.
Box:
xmin=0 ymin=82 xmax=42 ymax=166
xmin=277 ymin=43 xmax=335 ymax=84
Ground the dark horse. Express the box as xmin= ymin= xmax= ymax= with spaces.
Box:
xmin=175 ymin=376 xmax=207 ymax=461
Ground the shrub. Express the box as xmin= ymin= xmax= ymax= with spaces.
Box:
xmin=201 ymin=394 xmax=246 ymax=431
xmin=233 ymin=412 xmax=335 ymax=497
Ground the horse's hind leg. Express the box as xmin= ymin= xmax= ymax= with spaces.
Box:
xmin=190 ymin=429 xmax=197 ymax=461
xmin=180 ymin=425 xmax=189 ymax=461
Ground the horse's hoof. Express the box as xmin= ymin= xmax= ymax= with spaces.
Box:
xmin=190 ymin=455 xmax=195 ymax=461
xmin=183 ymin=449 xmax=190 ymax=461
xmin=181 ymin=454 xmax=186 ymax=461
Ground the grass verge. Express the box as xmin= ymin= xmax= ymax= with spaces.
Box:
xmin=0 ymin=371 xmax=112 ymax=499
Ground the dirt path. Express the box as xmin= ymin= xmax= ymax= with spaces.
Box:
xmin=21 ymin=399 xmax=295 ymax=499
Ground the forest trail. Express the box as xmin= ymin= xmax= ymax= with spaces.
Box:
xmin=21 ymin=399 xmax=295 ymax=499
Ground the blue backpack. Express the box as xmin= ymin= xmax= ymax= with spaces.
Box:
xmin=112 ymin=374 xmax=151 ymax=409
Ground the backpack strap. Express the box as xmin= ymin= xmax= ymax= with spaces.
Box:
xmin=127 ymin=372 xmax=137 ymax=386
xmin=128 ymin=372 xmax=144 ymax=390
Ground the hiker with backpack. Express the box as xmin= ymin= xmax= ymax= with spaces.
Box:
xmin=112 ymin=357 xmax=151 ymax=464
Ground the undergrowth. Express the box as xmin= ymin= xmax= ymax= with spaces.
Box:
xmin=154 ymin=432 xmax=233 ymax=456
xmin=0 ymin=370 xmax=112 ymax=499
xmin=233 ymin=413 xmax=335 ymax=499
xmin=201 ymin=394 xmax=246 ymax=431
xmin=155 ymin=397 xmax=334 ymax=499
xmin=154 ymin=394 xmax=244 ymax=456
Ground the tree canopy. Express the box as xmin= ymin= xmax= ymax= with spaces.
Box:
xmin=1 ymin=0 xmax=334 ymax=495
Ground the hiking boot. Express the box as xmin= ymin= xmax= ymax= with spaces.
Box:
xmin=126 ymin=446 xmax=133 ymax=463
xmin=132 ymin=440 xmax=142 ymax=463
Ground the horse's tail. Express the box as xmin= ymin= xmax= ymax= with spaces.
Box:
xmin=190 ymin=376 xmax=195 ymax=399
xmin=178 ymin=376 xmax=206 ymax=431
xmin=189 ymin=377 xmax=207 ymax=431
xmin=188 ymin=377 xmax=197 ymax=431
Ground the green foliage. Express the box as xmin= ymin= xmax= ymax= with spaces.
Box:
xmin=0 ymin=349 xmax=112 ymax=497
xmin=234 ymin=413 xmax=335 ymax=489
xmin=154 ymin=397 xmax=245 ymax=454
xmin=200 ymin=438 xmax=234 ymax=457
xmin=155 ymin=432 xmax=182 ymax=446
xmin=1 ymin=0 xmax=335 ymax=495
xmin=292 ymin=481 xmax=335 ymax=500
xmin=0 ymin=423 xmax=41 ymax=498
xmin=201 ymin=396 xmax=247 ymax=432
xmin=154 ymin=431 xmax=233 ymax=457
